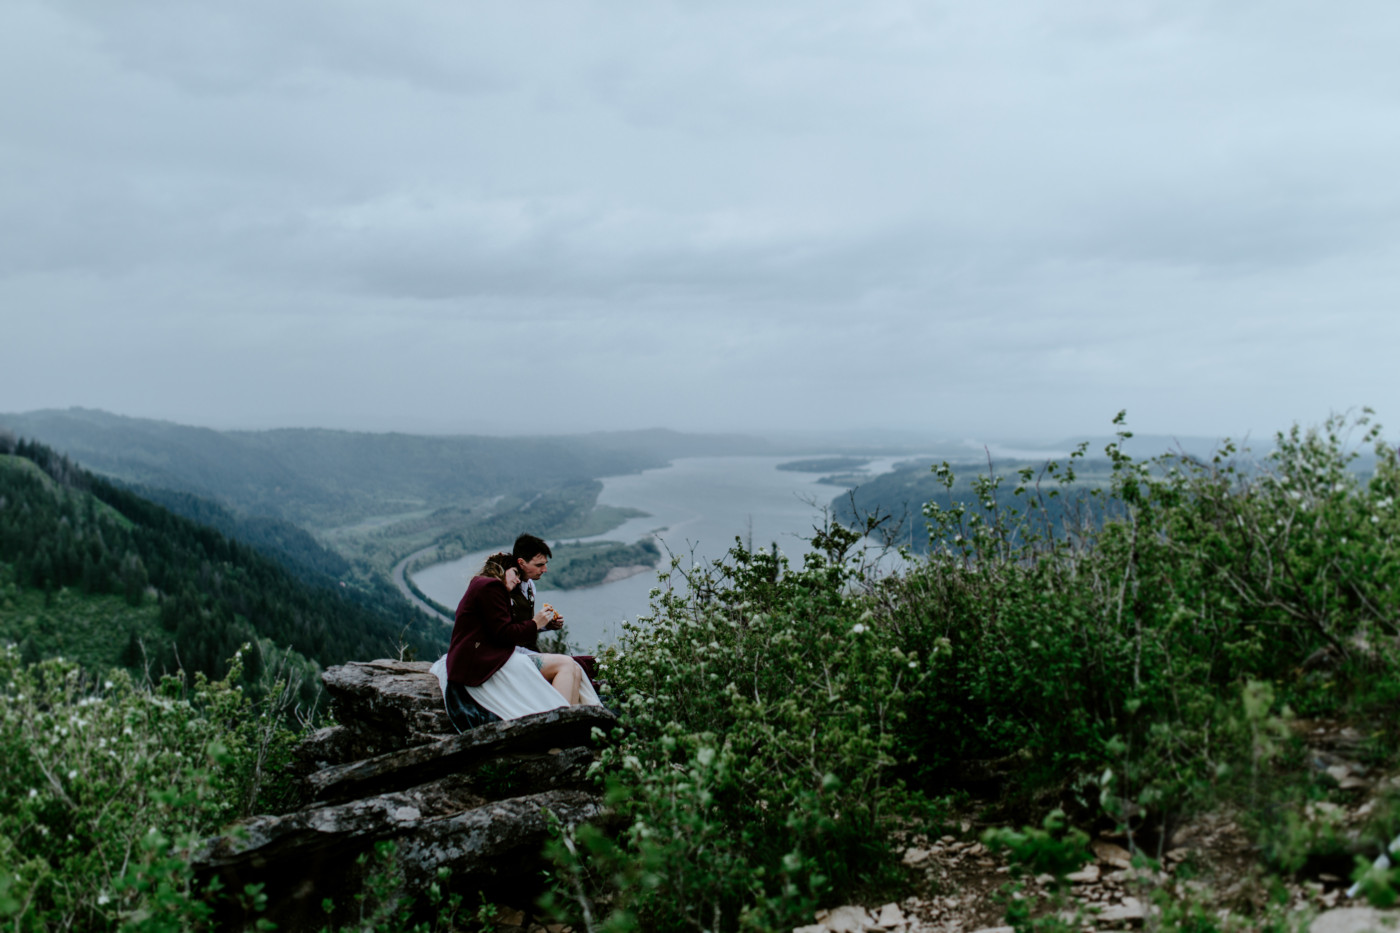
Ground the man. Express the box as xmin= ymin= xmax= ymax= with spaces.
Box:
xmin=510 ymin=533 xmax=560 ymax=650
xmin=511 ymin=532 xmax=604 ymax=692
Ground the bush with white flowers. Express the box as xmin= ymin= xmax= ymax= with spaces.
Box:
xmin=0 ymin=648 xmax=299 ymax=931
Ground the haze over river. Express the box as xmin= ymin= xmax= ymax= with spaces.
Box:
xmin=411 ymin=454 xmax=924 ymax=649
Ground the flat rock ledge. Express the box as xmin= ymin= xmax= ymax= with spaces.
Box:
xmin=309 ymin=703 xmax=617 ymax=805
xmin=195 ymin=659 xmax=617 ymax=930
xmin=293 ymin=659 xmax=453 ymax=768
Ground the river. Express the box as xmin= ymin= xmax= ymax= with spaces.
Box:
xmin=410 ymin=454 xmax=926 ymax=650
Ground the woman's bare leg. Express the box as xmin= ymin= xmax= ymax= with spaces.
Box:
xmin=538 ymin=654 xmax=582 ymax=705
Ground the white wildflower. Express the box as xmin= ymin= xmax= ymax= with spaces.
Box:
xmin=122 ymin=726 xmax=133 ymax=736
xmin=67 ymin=770 xmax=77 ymax=780
xmin=104 ymin=681 xmax=114 ymax=690
xmin=851 ymin=623 xmax=867 ymax=634
xmin=97 ymin=893 xmax=111 ymax=906
xmin=28 ymin=788 xmax=37 ymax=798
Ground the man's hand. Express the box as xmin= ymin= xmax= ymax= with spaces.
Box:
xmin=534 ymin=606 xmax=564 ymax=630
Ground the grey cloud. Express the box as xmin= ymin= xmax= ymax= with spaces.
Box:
xmin=5 ymin=0 xmax=1400 ymax=439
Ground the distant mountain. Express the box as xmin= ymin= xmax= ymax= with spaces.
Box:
xmin=561 ymin=427 xmax=776 ymax=459
xmin=0 ymin=408 xmax=723 ymax=527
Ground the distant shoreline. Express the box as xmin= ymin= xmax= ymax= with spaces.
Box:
xmin=600 ymin=564 xmax=653 ymax=585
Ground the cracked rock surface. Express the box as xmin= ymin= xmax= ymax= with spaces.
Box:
xmin=193 ymin=658 xmax=615 ymax=930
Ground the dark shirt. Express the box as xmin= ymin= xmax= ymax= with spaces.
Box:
xmin=510 ymin=580 xmax=540 ymax=652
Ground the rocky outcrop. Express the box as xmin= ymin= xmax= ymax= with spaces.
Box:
xmin=195 ymin=659 xmax=616 ymax=930
xmin=308 ymin=703 xmax=614 ymax=804
xmin=328 ymin=659 xmax=454 ymax=749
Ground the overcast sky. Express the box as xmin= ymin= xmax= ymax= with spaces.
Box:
xmin=2 ymin=1 xmax=1398 ymax=442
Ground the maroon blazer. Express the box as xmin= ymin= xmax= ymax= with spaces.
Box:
xmin=445 ymin=575 xmax=540 ymax=686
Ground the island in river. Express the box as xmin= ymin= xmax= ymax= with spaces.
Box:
xmin=775 ymin=456 xmax=871 ymax=473
xmin=538 ymin=538 xmax=661 ymax=590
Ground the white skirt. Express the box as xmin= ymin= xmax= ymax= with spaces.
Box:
xmin=431 ymin=651 xmax=601 ymax=722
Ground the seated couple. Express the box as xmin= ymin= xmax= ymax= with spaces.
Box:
xmin=430 ymin=534 xmax=601 ymax=730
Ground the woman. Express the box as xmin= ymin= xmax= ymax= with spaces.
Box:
xmin=430 ymin=553 xmax=600 ymax=727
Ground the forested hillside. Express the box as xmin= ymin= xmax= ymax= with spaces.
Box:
xmin=0 ymin=409 xmax=773 ymax=601
xmin=129 ymin=483 xmax=359 ymax=583
xmin=0 ymin=409 xmax=771 ymax=528
xmin=0 ymin=436 xmax=445 ymax=684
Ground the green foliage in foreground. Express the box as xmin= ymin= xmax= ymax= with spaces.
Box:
xmin=547 ymin=522 xmax=931 ymax=932
xmin=543 ymin=412 xmax=1400 ymax=932
xmin=5 ymin=412 xmax=1400 ymax=932
xmin=0 ymin=647 xmax=302 ymax=932
xmin=899 ymin=412 xmax=1400 ymax=811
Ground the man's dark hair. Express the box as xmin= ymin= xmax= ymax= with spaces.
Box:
xmin=512 ymin=533 xmax=552 ymax=562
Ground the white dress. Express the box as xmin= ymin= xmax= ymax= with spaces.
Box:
xmin=430 ymin=650 xmax=601 ymax=722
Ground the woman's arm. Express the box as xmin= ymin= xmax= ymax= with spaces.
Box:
xmin=470 ymin=578 xmax=543 ymax=647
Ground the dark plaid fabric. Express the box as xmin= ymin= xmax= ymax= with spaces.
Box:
xmin=442 ymin=680 xmax=502 ymax=733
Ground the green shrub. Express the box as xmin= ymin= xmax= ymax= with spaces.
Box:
xmin=0 ymin=646 xmax=301 ymax=931
xmin=548 ymin=523 xmax=930 ymax=932
xmin=550 ymin=412 xmax=1400 ymax=929
xmin=882 ymin=412 xmax=1400 ymax=830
